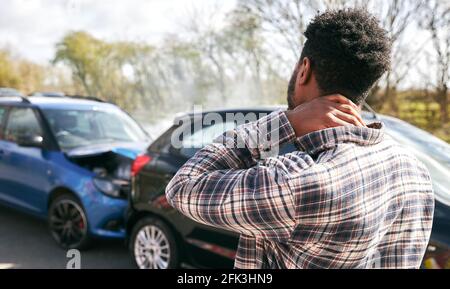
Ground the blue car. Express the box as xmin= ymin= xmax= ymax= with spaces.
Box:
xmin=0 ymin=95 xmax=151 ymax=249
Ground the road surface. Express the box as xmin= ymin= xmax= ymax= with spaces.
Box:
xmin=0 ymin=205 xmax=134 ymax=269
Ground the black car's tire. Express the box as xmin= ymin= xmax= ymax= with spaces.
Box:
xmin=48 ymin=194 xmax=92 ymax=250
xmin=129 ymin=216 xmax=179 ymax=269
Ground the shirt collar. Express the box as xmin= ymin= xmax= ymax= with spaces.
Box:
xmin=295 ymin=122 xmax=385 ymax=155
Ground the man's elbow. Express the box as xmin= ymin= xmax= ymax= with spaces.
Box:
xmin=165 ymin=177 xmax=183 ymax=209
xmin=165 ymin=169 xmax=201 ymax=212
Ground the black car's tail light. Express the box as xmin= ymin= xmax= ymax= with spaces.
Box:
xmin=131 ymin=155 xmax=152 ymax=177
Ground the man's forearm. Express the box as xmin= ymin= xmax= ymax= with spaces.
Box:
xmin=164 ymin=111 xmax=298 ymax=238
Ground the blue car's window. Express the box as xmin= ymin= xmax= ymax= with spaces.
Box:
xmin=4 ymin=108 xmax=42 ymax=143
xmin=42 ymin=108 xmax=149 ymax=150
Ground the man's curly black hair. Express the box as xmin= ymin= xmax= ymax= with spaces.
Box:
xmin=300 ymin=9 xmax=392 ymax=104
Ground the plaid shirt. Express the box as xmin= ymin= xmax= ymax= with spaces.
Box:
xmin=166 ymin=110 xmax=434 ymax=269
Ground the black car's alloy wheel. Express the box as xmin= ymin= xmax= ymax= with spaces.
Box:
xmin=130 ymin=217 xmax=179 ymax=269
xmin=48 ymin=194 xmax=91 ymax=250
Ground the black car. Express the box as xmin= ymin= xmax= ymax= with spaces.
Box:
xmin=126 ymin=108 xmax=450 ymax=269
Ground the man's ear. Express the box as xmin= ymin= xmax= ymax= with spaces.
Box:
xmin=296 ymin=57 xmax=312 ymax=86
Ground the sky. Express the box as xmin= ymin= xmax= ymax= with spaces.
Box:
xmin=0 ymin=0 xmax=442 ymax=88
xmin=0 ymin=0 xmax=236 ymax=64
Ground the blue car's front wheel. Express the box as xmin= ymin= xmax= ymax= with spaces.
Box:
xmin=48 ymin=194 xmax=92 ymax=250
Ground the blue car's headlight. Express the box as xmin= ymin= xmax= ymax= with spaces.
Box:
xmin=93 ymin=178 xmax=121 ymax=198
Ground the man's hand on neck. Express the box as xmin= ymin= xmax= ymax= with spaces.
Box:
xmin=285 ymin=94 xmax=366 ymax=138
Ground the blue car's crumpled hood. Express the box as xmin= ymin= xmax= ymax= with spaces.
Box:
xmin=66 ymin=142 xmax=148 ymax=159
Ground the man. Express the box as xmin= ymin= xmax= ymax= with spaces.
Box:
xmin=166 ymin=9 xmax=434 ymax=269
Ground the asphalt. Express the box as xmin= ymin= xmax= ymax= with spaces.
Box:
xmin=0 ymin=205 xmax=135 ymax=269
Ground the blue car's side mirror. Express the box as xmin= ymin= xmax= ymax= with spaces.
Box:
xmin=17 ymin=134 xmax=44 ymax=148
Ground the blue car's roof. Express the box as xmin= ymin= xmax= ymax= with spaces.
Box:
xmin=28 ymin=96 xmax=117 ymax=110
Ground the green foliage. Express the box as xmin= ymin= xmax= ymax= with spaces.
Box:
xmin=378 ymin=90 xmax=450 ymax=142
xmin=0 ymin=50 xmax=20 ymax=88
xmin=0 ymin=49 xmax=50 ymax=94
xmin=53 ymin=31 xmax=136 ymax=109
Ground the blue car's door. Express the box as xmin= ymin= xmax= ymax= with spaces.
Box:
xmin=0 ymin=106 xmax=51 ymax=215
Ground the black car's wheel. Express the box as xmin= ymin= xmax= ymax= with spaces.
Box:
xmin=130 ymin=217 xmax=179 ymax=269
xmin=48 ymin=194 xmax=91 ymax=250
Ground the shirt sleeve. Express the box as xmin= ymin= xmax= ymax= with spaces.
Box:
xmin=165 ymin=111 xmax=310 ymax=241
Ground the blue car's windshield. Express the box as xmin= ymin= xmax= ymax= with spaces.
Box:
xmin=43 ymin=108 xmax=149 ymax=150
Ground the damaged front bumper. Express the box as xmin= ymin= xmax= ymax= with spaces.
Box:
xmin=63 ymin=142 xmax=148 ymax=239
xmin=83 ymin=191 xmax=128 ymax=239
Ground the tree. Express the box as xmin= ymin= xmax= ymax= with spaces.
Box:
xmin=54 ymin=31 xmax=106 ymax=96
xmin=179 ymin=3 xmax=273 ymax=106
xmin=236 ymin=0 xmax=426 ymax=113
xmin=369 ymin=0 xmax=425 ymax=114
xmin=0 ymin=50 xmax=20 ymax=88
xmin=125 ymin=37 xmax=215 ymax=113
xmin=16 ymin=60 xmax=45 ymax=94
xmin=422 ymin=0 xmax=450 ymax=122
xmin=0 ymin=48 xmax=49 ymax=94
xmin=236 ymin=0 xmax=319 ymax=75
xmin=54 ymin=31 xmax=138 ymax=110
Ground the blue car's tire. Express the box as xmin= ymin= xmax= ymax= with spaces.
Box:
xmin=129 ymin=217 xmax=179 ymax=269
xmin=48 ymin=194 xmax=92 ymax=250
